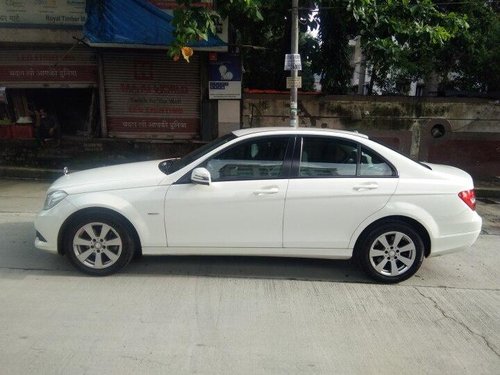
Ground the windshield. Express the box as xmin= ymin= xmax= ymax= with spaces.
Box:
xmin=160 ymin=133 xmax=236 ymax=175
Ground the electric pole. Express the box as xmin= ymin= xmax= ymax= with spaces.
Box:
xmin=289 ymin=0 xmax=299 ymax=127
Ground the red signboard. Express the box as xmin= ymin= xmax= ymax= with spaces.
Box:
xmin=0 ymin=49 xmax=98 ymax=85
xmin=0 ymin=65 xmax=97 ymax=83
xmin=107 ymin=117 xmax=199 ymax=133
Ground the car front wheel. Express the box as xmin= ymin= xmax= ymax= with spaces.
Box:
xmin=358 ymin=222 xmax=424 ymax=283
xmin=63 ymin=213 xmax=135 ymax=276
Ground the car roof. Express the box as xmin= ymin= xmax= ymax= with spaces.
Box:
xmin=232 ymin=126 xmax=369 ymax=139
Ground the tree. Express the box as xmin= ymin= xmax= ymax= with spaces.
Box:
xmin=348 ymin=0 xmax=500 ymax=95
xmin=346 ymin=0 xmax=469 ymax=94
xmin=172 ymin=0 xmax=319 ymax=91
xmin=312 ymin=1 xmax=357 ymax=94
xmin=227 ymin=0 xmax=320 ymax=91
xmin=172 ymin=0 xmax=498 ymax=95
xmin=170 ymin=0 xmax=263 ymax=60
xmin=434 ymin=0 xmax=500 ymax=94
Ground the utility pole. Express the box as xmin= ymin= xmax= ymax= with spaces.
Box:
xmin=289 ymin=0 xmax=299 ymax=127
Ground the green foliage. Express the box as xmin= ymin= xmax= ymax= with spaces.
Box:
xmin=345 ymin=0 xmax=469 ymax=93
xmin=232 ymin=0 xmax=320 ymax=90
xmin=227 ymin=0 xmax=290 ymax=90
xmin=313 ymin=1 xmax=357 ymax=94
xmin=435 ymin=0 xmax=500 ymax=93
xmin=170 ymin=0 xmax=263 ymax=59
xmin=171 ymin=0 xmax=499 ymax=95
xmin=318 ymin=0 xmax=497 ymax=95
xmin=171 ymin=0 xmax=319 ymax=90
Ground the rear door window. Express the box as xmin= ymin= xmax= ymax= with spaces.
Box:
xmin=297 ymin=136 xmax=396 ymax=178
xmin=359 ymin=147 xmax=394 ymax=176
xmin=299 ymin=137 xmax=358 ymax=177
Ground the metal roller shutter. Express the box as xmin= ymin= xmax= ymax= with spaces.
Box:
xmin=102 ymin=50 xmax=201 ymax=139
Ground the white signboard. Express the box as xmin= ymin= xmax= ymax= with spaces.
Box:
xmin=0 ymin=0 xmax=86 ymax=27
xmin=284 ymin=54 xmax=302 ymax=71
xmin=209 ymin=81 xmax=242 ymax=100
xmin=286 ymin=76 xmax=302 ymax=89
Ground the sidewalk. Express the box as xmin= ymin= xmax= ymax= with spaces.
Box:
xmin=1 ymin=164 xmax=499 ymax=198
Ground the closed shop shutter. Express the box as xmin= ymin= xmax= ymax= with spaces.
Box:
xmin=102 ymin=51 xmax=201 ymax=139
xmin=0 ymin=47 xmax=97 ymax=88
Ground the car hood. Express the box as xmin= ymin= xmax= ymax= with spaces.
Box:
xmin=48 ymin=160 xmax=169 ymax=194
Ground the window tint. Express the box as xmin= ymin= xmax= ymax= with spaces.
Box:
xmin=164 ymin=133 xmax=235 ymax=174
xmin=205 ymin=137 xmax=289 ymax=181
xmin=299 ymin=137 xmax=358 ymax=177
xmin=359 ymin=147 xmax=394 ymax=176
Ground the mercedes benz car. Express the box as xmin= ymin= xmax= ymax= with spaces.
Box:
xmin=35 ymin=127 xmax=482 ymax=282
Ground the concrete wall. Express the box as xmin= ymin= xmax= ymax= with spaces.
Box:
xmin=218 ymin=100 xmax=240 ymax=136
xmin=243 ymin=94 xmax=499 ymax=133
xmin=1 ymin=94 xmax=498 ymax=181
xmin=243 ymin=94 xmax=500 ymax=180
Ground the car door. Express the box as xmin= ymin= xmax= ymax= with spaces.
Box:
xmin=165 ymin=135 xmax=294 ymax=248
xmin=283 ymin=136 xmax=399 ymax=250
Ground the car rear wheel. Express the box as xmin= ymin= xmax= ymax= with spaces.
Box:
xmin=358 ymin=222 xmax=424 ymax=283
xmin=63 ymin=213 xmax=135 ymax=276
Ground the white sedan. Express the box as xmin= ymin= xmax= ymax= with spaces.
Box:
xmin=35 ymin=127 xmax=482 ymax=282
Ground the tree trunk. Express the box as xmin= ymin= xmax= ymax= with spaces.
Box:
xmin=368 ymin=68 xmax=377 ymax=95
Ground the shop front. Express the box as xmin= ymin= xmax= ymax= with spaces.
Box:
xmin=102 ymin=50 xmax=201 ymax=140
xmin=0 ymin=47 xmax=98 ymax=140
xmin=84 ymin=0 xmax=227 ymax=141
xmin=0 ymin=0 xmax=231 ymax=173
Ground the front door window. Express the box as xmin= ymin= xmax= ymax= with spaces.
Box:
xmin=204 ymin=137 xmax=290 ymax=181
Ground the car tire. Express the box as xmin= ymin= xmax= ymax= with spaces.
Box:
xmin=63 ymin=212 xmax=135 ymax=276
xmin=357 ymin=221 xmax=424 ymax=283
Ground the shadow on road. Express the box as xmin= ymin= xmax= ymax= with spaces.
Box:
xmin=0 ymin=220 xmax=371 ymax=283
xmin=126 ymin=255 xmax=369 ymax=283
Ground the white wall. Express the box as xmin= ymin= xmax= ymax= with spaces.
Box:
xmin=218 ymin=100 xmax=241 ymax=136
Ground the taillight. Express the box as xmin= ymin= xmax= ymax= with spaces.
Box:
xmin=459 ymin=189 xmax=476 ymax=211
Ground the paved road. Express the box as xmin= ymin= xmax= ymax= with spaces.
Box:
xmin=0 ymin=179 xmax=499 ymax=374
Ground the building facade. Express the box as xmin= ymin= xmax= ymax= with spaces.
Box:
xmin=0 ymin=0 xmax=241 ymax=145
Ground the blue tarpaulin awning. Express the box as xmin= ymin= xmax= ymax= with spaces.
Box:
xmin=84 ymin=0 xmax=226 ymax=49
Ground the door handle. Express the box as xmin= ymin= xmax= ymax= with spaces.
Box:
xmin=353 ymin=183 xmax=379 ymax=191
xmin=253 ymin=187 xmax=279 ymax=195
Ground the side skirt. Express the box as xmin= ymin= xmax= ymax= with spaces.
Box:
xmin=141 ymin=246 xmax=353 ymax=260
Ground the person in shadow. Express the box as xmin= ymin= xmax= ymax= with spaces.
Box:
xmin=35 ymin=107 xmax=60 ymax=146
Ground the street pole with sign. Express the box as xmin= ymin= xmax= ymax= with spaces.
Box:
xmin=288 ymin=0 xmax=299 ymax=127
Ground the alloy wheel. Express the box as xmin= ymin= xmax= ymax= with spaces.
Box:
xmin=72 ymin=222 xmax=123 ymax=269
xmin=368 ymin=231 xmax=417 ymax=277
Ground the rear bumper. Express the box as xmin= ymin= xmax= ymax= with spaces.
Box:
xmin=429 ymin=214 xmax=482 ymax=257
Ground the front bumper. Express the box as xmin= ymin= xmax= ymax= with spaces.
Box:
xmin=34 ymin=198 xmax=76 ymax=254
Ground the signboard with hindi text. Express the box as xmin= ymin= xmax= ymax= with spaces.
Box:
xmin=284 ymin=54 xmax=302 ymax=71
xmin=0 ymin=0 xmax=86 ymax=27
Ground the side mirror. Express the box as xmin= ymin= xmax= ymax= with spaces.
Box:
xmin=191 ymin=167 xmax=211 ymax=186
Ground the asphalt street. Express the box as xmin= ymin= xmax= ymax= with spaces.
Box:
xmin=0 ymin=178 xmax=499 ymax=374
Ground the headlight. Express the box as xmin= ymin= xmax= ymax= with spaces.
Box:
xmin=43 ymin=190 xmax=68 ymax=210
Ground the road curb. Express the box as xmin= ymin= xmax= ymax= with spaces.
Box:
xmin=0 ymin=166 xmax=64 ymax=181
